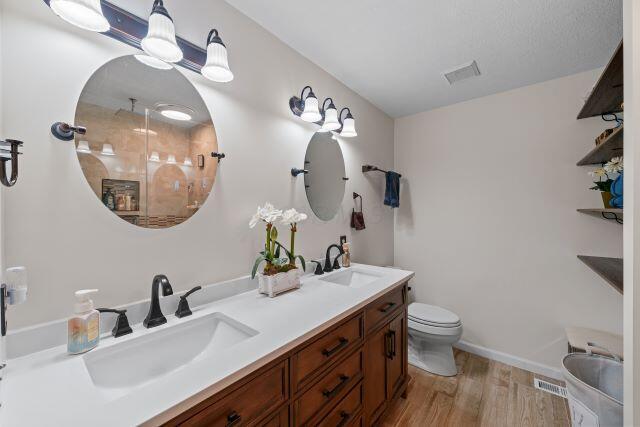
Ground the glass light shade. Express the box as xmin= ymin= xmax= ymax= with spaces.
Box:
xmin=160 ymin=109 xmax=191 ymax=121
xmin=50 ymin=0 xmax=110 ymax=32
xmin=155 ymin=104 xmax=193 ymax=121
xmin=149 ymin=151 xmax=160 ymax=162
xmin=134 ymin=54 xmax=173 ymax=70
xmin=340 ymin=117 xmax=357 ymax=138
xmin=166 ymin=154 xmax=177 ymax=164
xmin=321 ymin=107 xmax=341 ymax=132
xmin=183 ymin=157 xmax=193 ymax=166
xmin=141 ymin=13 xmax=183 ymax=63
xmin=101 ymin=143 xmax=115 ymax=156
xmin=202 ymin=42 xmax=234 ymax=83
xmin=76 ymin=140 xmax=91 ymax=153
xmin=301 ymin=96 xmax=322 ymax=122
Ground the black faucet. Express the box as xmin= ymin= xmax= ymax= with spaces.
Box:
xmin=324 ymin=244 xmax=345 ymax=272
xmin=310 ymin=260 xmax=324 ymax=275
xmin=97 ymin=308 xmax=133 ymax=338
xmin=175 ymin=286 xmax=202 ymax=318
xmin=143 ymin=275 xmax=173 ymax=328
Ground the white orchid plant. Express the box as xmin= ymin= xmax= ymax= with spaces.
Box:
xmin=589 ymin=156 xmax=623 ymax=192
xmin=250 ymin=203 xmax=307 ymax=279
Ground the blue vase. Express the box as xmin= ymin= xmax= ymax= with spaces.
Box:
xmin=610 ymin=172 xmax=623 ymax=208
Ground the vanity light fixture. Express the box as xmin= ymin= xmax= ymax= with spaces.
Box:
xmin=134 ymin=54 xmax=173 ymax=71
xmin=76 ymin=140 xmax=91 ymax=153
xmin=183 ymin=157 xmax=193 ymax=167
xmin=141 ymin=0 xmax=183 ymax=64
xmin=201 ymin=29 xmax=234 ymax=83
xmin=149 ymin=151 xmax=161 ymax=162
xmin=290 ymin=86 xmax=322 ymax=123
xmin=338 ymin=108 xmax=358 ymax=138
xmin=166 ymin=154 xmax=177 ymax=164
xmin=101 ymin=144 xmax=116 ymax=156
xmin=155 ymin=103 xmax=194 ymax=121
xmin=49 ymin=0 xmax=110 ymax=33
xmin=319 ymin=98 xmax=340 ymax=132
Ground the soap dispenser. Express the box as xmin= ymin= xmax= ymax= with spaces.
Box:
xmin=68 ymin=289 xmax=100 ymax=354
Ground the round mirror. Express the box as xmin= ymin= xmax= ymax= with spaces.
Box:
xmin=304 ymin=133 xmax=346 ymax=221
xmin=74 ymin=55 xmax=218 ymax=228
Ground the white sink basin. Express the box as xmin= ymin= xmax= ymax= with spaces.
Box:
xmin=84 ymin=312 xmax=258 ymax=391
xmin=320 ymin=267 xmax=382 ymax=288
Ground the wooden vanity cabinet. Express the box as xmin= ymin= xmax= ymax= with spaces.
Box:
xmin=160 ymin=283 xmax=408 ymax=427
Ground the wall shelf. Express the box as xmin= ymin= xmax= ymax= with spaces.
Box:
xmin=576 ymin=126 xmax=623 ymax=166
xmin=577 ymin=255 xmax=623 ymax=294
xmin=577 ymin=41 xmax=623 ymax=119
xmin=577 ymin=208 xmax=623 ymax=222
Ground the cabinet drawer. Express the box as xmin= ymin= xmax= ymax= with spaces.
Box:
xmin=292 ymin=315 xmax=363 ymax=390
xmin=260 ymin=406 xmax=289 ymax=427
xmin=180 ymin=361 xmax=288 ymax=427
xmin=316 ymin=382 xmax=363 ymax=427
xmin=364 ymin=286 xmax=405 ymax=333
xmin=294 ymin=349 xmax=363 ymax=425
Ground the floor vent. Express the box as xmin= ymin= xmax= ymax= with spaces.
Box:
xmin=534 ymin=378 xmax=568 ymax=399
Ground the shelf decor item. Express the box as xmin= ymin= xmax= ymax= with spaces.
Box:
xmin=589 ymin=157 xmax=622 ymax=208
xmin=607 ymin=157 xmax=624 ymax=208
xmin=250 ymin=203 xmax=307 ymax=297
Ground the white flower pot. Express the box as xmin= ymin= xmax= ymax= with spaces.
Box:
xmin=258 ymin=268 xmax=301 ymax=298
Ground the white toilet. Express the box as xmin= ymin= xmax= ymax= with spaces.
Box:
xmin=408 ymin=302 xmax=463 ymax=377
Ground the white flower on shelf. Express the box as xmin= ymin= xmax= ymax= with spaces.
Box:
xmin=281 ymin=208 xmax=308 ymax=225
xmin=588 ymin=167 xmax=607 ymax=178
xmin=604 ymin=156 xmax=623 ymax=174
xmin=249 ymin=203 xmax=283 ymax=228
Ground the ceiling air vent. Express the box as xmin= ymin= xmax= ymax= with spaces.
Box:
xmin=443 ymin=60 xmax=481 ymax=85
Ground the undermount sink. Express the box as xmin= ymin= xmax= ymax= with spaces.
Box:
xmin=84 ymin=312 xmax=258 ymax=391
xmin=320 ymin=267 xmax=382 ymax=288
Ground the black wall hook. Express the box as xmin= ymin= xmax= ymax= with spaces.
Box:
xmin=0 ymin=139 xmax=23 ymax=188
xmin=51 ymin=122 xmax=86 ymax=141
xmin=211 ymin=152 xmax=226 ymax=163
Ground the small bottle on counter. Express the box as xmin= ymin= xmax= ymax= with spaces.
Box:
xmin=342 ymin=242 xmax=351 ymax=267
xmin=68 ymin=289 xmax=100 ymax=355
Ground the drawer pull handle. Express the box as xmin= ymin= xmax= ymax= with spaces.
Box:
xmin=385 ymin=331 xmax=393 ymax=359
xmin=337 ymin=411 xmax=351 ymax=427
xmin=378 ymin=302 xmax=396 ymax=313
xmin=322 ymin=337 xmax=349 ymax=357
xmin=391 ymin=329 xmax=397 ymax=358
xmin=322 ymin=374 xmax=350 ymax=399
xmin=226 ymin=411 xmax=241 ymax=426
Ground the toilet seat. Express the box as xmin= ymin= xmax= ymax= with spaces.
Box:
xmin=408 ymin=303 xmax=460 ymax=326
xmin=408 ymin=303 xmax=462 ymax=336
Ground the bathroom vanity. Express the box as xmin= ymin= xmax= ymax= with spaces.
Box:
xmin=2 ymin=265 xmax=413 ymax=426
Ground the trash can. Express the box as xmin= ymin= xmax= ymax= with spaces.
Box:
xmin=562 ymin=351 xmax=623 ymax=427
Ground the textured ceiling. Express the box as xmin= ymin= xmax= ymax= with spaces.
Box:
xmin=225 ymin=0 xmax=622 ymax=117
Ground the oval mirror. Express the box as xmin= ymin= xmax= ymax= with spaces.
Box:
xmin=74 ymin=55 xmax=218 ymax=228
xmin=304 ymin=133 xmax=346 ymax=221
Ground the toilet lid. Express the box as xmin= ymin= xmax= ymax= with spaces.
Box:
xmin=409 ymin=303 xmax=460 ymax=326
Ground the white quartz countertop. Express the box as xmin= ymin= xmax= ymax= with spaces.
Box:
xmin=1 ymin=264 xmax=413 ymax=426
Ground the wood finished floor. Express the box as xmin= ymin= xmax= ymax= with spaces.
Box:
xmin=381 ymin=349 xmax=571 ymax=427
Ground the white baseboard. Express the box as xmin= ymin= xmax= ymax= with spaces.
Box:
xmin=454 ymin=340 xmax=563 ymax=380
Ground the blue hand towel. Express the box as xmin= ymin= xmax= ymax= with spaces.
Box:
xmin=384 ymin=171 xmax=401 ymax=208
